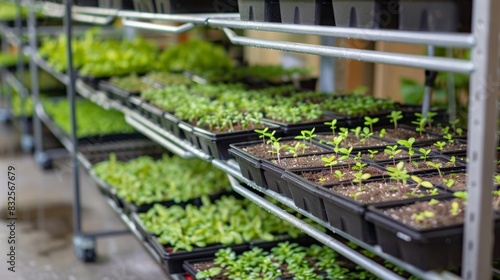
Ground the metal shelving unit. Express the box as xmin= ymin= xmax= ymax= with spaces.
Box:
xmin=26 ymin=0 xmax=500 ymax=279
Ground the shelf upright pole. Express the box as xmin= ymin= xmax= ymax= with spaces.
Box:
xmin=64 ymin=0 xmax=82 ymax=236
xmin=462 ymin=0 xmax=500 ymax=279
xmin=446 ymin=48 xmax=457 ymax=122
xmin=421 ymin=45 xmax=435 ymax=118
xmin=29 ymin=0 xmax=43 ymax=155
xmin=319 ymin=36 xmax=335 ymax=92
xmin=15 ymin=0 xmax=27 ymax=134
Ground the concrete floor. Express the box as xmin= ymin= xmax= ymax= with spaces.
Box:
xmin=0 ymin=120 xmax=171 ymax=280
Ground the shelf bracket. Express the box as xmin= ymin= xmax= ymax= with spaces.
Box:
xmin=121 ymin=18 xmax=195 ymax=34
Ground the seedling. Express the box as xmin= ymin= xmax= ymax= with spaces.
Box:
xmin=379 ymin=128 xmax=387 ymax=138
xmin=434 ymin=141 xmax=446 ymax=152
xmin=321 ymin=155 xmax=338 ymax=175
xmin=268 ymin=137 xmax=287 ymax=165
xmin=339 ymin=146 xmax=353 ymax=169
xmin=426 ymin=111 xmax=437 ymax=129
xmin=384 ymin=145 xmax=402 ymax=166
xmin=360 ymin=127 xmax=373 ymax=143
xmin=368 ymin=149 xmax=379 ymax=159
xmin=324 ymin=119 xmax=338 ymax=137
xmin=493 ymin=189 xmax=500 ymax=209
xmin=426 ymin=161 xmax=442 ymax=179
xmin=196 ymin=267 xmax=222 ymax=279
xmin=410 ymin=175 xmax=434 ymax=196
xmin=338 ymin=127 xmax=349 ymax=139
xmin=295 ymin=128 xmax=317 ymax=145
xmin=419 ymin=148 xmax=431 ymax=161
xmin=397 ymin=137 xmax=415 ymax=163
xmin=412 ymin=210 xmax=435 ymax=223
xmin=364 ymin=116 xmax=379 ymax=133
xmin=412 ymin=113 xmax=427 ymax=138
xmin=450 ymin=119 xmax=460 ymax=134
xmin=352 ymin=171 xmax=371 ymax=190
xmin=386 ymin=161 xmax=410 ymax=185
xmin=351 ymin=126 xmax=362 ymax=140
xmin=443 ymin=133 xmax=454 ymax=144
xmin=331 ymin=135 xmax=344 ymax=156
xmin=495 ymin=175 xmax=500 ymax=185
xmin=352 ymin=161 xmax=367 ymax=171
xmin=428 ymin=198 xmax=439 ymax=205
xmin=443 ymin=178 xmax=456 ymax=188
xmin=450 ymin=201 xmax=460 ymax=216
xmin=255 ymin=127 xmax=275 ymax=145
xmin=388 ymin=110 xmax=403 ymax=130
xmin=287 ymin=142 xmax=306 ymax=164
xmin=447 ymin=156 xmax=456 ymax=167
xmin=334 ymin=170 xmax=346 ymax=181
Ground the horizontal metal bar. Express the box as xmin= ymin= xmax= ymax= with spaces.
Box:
xmin=209 ymin=19 xmax=475 ymax=48
xmin=85 ymin=230 xmax=130 ymax=238
xmin=40 ymin=2 xmax=65 ymax=18
xmin=223 ymin=28 xmax=474 ymax=74
xmin=0 ymin=25 xmax=21 ymax=47
xmin=32 ymin=54 xmax=69 ymax=85
xmin=72 ymin=13 xmax=115 ymax=25
xmin=72 ymin=6 xmax=119 ymax=16
xmin=124 ymin=114 xmax=195 ymax=158
xmin=122 ymin=18 xmax=195 ymax=34
xmin=4 ymin=72 xmax=28 ymax=98
xmin=35 ymin=103 xmax=74 ymax=153
xmin=226 ymin=175 xmax=405 ymax=280
xmin=117 ymin=11 xmax=211 ymax=24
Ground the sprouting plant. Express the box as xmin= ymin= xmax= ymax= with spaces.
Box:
xmin=443 ymin=177 xmax=456 ymax=188
xmin=318 ymin=177 xmax=326 ymax=184
xmin=450 ymin=119 xmax=460 ymax=133
xmin=495 ymin=175 xmax=500 ymax=185
xmin=386 ymin=161 xmax=410 ymax=185
xmin=364 ymin=116 xmax=379 ymax=133
xmin=287 ymin=142 xmax=306 ymax=164
xmin=453 ymin=191 xmax=468 ymax=201
xmin=352 ymin=171 xmax=371 ymax=190
xmin=418 ymin=148 xmax=431 ymax=161
xmin=268 ymin=137 xmax=287 ymax=165
xmin=195 ymin=267 xmax=222 ymax=279
xmin=447 ymin=156 xmax=456 ymax=167
xmin=295 ymin=127 xmax=317 ymax=145
xmin=388 ymin=110 xmax=403 ymax=130
xmin=412 ymin=113 xmax=427 ymax=138
xmin=214 ymin=247 xmax=236 ymax=268
xmin=426 ymin=111 xmax=437 ymax=129
xmin=339 ymin=147 xmax=353 ymax=169
xmin=426 ymin=161 xmax=442 ymax=179
xmin=350 ymin=127 xmax=362 ymax=140
xmin=354 ymin=151 xmax=362 ymax=163
xmin=331 ymin=135 xmax=344 ymax=156
xmin=397 ymin=137 xmax=415 ymax=163
xmin=254 ymin=127 xmax=275 ymax=145
xmin=368 ymin=149 xmax=379 ymax=159
xmin=325 ymin=119 xmax=338 ymax=137
xmin=412 ymin=210 xmax=435 ymax=223
xmin=428 ymin=198 xmax=439 ymax=205
xmin=379 ymin=128 xmax=387 ymax=138
xmin=443 ymin=133 xmax=454 ymax=144
xmin=410 ymin=175 xmax=434 ymax=196
xmin=360 ymin=127 xmax=373 ymax=143
xmin=322 ymin=155 xmax=338 ymax=175
xmin=384 ymin=145 xmax=402 ymax=166
xmin=434 ymin=141 xmax=446 ymax=152
xmin=334 ymin=170 xmax=346 ymax=181
xmin=338 ymin=127 xmax=349 ymax=139
xmin=352 ymin=161 xmax=367 ymax=171
xmin=450 ymin=201 xmax=460 ymax=216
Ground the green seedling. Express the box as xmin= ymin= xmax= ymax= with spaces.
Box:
xmin=443 ymin=133 xmax=454 ymax=144
xmin=351 ymin=126 xmax=362 ymax=140
xmin=443 ymin=178 xmax=456 ymax=188
xmin=339 ymin=146 xmax=353 ymax=169
xmin=388 ymin=110 xmax=403 ymax=130
xmin=379 ymin=128 xmax=387 ymax=138
xmin=386 ymin=161 xmax=410 ymax=185
xmin=354 ymin=151 xmax=362 ymax=162
xmin=268 ymin=138 xmax=287 ymax=166
xmin=324 ymin=119 xmax=338 ymax=137
xmin=384 ymin=145 xmax=402 ymax=166
xmin=368 ymin=149 xmax=379 ymax=159
xmin=428 ymin=198 xmax=439 ymax=205
xmin=352 ymin=161 xmax=367 ymax=171
xmin=419 ymin=148 xmax=431 ymax=161
xmin=447 ymin=156 xmax=456 ymax=167
xmin=397 ymin=137 xmax=415 ymax=163
xmin=426 ymin=111 xmax=437 ymax=129
xmin=331 ymin=135 xmax=344 ymax=156
xmin=334 ymin=170 xmax=346 ymax=181
xmin=412 ymin=210 xmax=435 ymax=223
xmin=434 ymin=141 xmax=446 ymax=152
xmin=352 ymin=171 xmax=371 ymax=190
xmin=450 ymin=201 xmax=460 ymax=216
xmin=321 ymin=155 xmax=338 ymax=175
xmin=364 ymin=116 xmax=379 ymax=133
xmin=412 ymin=113 xmax=427 ymax=138
xmin=450 ymin=119 xmax=460 ymax=134
xmin=360 ymin=127 xmax=373 ymax=143
xmin=318 ymin=177 xmax=327 ymax=184
xmin=338 ymin=127 xmax=349 ymax=139
xmin=495 ymin=175 xmax=500 ymax=185
xmin=196 ymin=267 xmax=222 ymax=279
xmin=410 ymin=175 xmax=434 ymax=196
xmin=287 ymin=142 xmax=306 ymax=164
xmin=255 ymin=127 xmax=275 ymax=145
xmin=295 ymin=127 xmax=317 ymax=145
xmin=453 ymin=191 xmax=468 ymax=201
xmin=426 ymin=161 xmax=443 ymax=179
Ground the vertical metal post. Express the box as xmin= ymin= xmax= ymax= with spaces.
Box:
xmin=446 ymin=48 xmax=457 ymax=122
xmin=64 ymin=0 xmax=82 ymax=235
xmin=29 ymin=0 xmax=43 ymax=155
xmin=15 ymin=0 xmax=27 ymax=133
xmin=319 ymin=36 xmax=335 ymax=92
xmin=421 ymin=45 xmax=434 ymax=117
xmin=462 ymin=0 xmax=500 ymax=279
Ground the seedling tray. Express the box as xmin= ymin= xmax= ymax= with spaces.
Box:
xmin=132 ymin=0 xmax=156 ymax=12
xmin=279 ymin=0 xmax=334 ymax=25
xmin=99 ymin=80 xmax=140 ymax=106
xmin=140 ymin=101 xmax=164 ymax=125
xmin=154 ymin=0 xmax=238 ymax=14
xmin=127 ymin=95 xmax=144 ymax=112
xmin=398 ymin=0 xmax=472 ymax=32
xmin=238 ymin=0 xmax=281 ymax=22
xmin=130 ymin=211 xmax=153 ymax=242
xmin=262 ymin=115 xmax=342 ymax=137
xmin=332 ymin=0 xmax=399 ymax=29
xmin=98 ymin=0 xmax=135 ymax=9
xmin=75 ymin=0 xmax=99 ymax=6
xmin=229 ymin=141 xmax=268 ymax=188
xmin=365 ymin=197 xmax=500 ymax=270
xmin=79 ymin=75 xmax=110 ymax=90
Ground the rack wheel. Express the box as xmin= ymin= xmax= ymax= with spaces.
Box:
xmin=20 ymin=135 xmax=34 ymax=153
xmin=35 ymin=151 xmax=53 ymax=170
xmin=73 ymin=235 xmax=97 ymax=263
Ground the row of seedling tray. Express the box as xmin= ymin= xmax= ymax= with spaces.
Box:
xmin=85 ymin=146 xmax=391 ymax=278
xmin=226 ymin=118 xmax=500 ymax=271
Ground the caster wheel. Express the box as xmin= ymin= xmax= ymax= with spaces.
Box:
xmin=35 ymin=151 xmax=53 ymax=170
xmin=73 ymin=235 xmax=97 ymax=263
xmin=20 ymin=135 xmax=34 ymax=153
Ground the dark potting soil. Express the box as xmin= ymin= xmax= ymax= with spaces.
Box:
xmin=377 ymin=128 xmax=440 ymax=142
xmin=242 ymin=140 xmax=330 ymax=159
xmin=298 ymin=165 xmax=385 ymax=185
xmin=330 ymin=181 xmax=438 ymax=204
xmin=270 ymin=153 xmax=356 ymax=169
xmin=316 ymin=134 xmax=387 ymax=148
xmin=381 ymin=158 xmax=447 ymax=173
xmin=420 ymin=173 xmax=467 ymax=192
xmin=382 ymin=198 xmax=465 ymax=230
xmin=192 ymin=262 xmax=228 ymax=280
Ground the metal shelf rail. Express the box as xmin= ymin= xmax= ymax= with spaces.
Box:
xmin=29 ymin=0 xmax=500 ymax=279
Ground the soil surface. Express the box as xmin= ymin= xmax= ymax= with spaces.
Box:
xmin=382 ymin=198 xmax=465 ymax=230
xmin=268 ymin=153 xmax=356 ymax=169
xmin=330 ymin=181 xmax=439 ymax=204
xmin=376 ymin=128 xmax=440 ymax=142
xmin=420 ymin=172 xmax=467 ymax=192
xmin=360 ymin=149 xmax=411 ymax=162
xmin=316 ymin=134 xmax=388 ymax=148
xmin=296 ymin=165 xmax=385 ymax=185
xmin=242 ymin=140 xmax=330 ymax=159
xmin=419 ymin=142 xmax=468 ymax=154
xmin=381 ymin=158 xmax=448 ymax=173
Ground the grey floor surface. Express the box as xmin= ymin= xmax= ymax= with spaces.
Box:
xmin=0 ymin=119 xmax=171 ymax=280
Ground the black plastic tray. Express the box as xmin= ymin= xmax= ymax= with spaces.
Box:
xmin=279 ymin=0 xmax=334 ymax=25
xmin=238 ymin=0 xmax=281 ymax=22
xmin=229 ymin=142 xmax=268 ymax=188
xmin=154 ymin=0 xmax=238 ymax=14
xmin=332 ymin=0 xmax=399 ymax=29
xmin=75 ymin=0 xmax=99 ymax=6
xmin=132 ymin=0 xmax=156 ymax=12
xmin=99 ymin=80 xmax=140 ymax=106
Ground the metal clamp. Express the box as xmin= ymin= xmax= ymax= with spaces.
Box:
xmin=222 ymin=28 xmax=474 ymax=74
xmin=121 ymin=18 xmax=195 ymax=34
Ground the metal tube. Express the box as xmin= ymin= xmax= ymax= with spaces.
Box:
xmin=319 ymin=36 xmax=335 ymax=92
xmin=209 ymin=19 xmax=475 ymax=48
xmin=446 ymin=48 xmax=457 ymax=121
xmin=421 ymin=46 xmax=435 ymax=118
xmin=462 ymin=0 xmax=500 ymax=279
xmin=117 ymin=11 xmax=220 ymax=24
xmin=121 ymin=19 xmax=195 ymax=34
xmin=223 ymin=28 xmax=474 ymax=74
